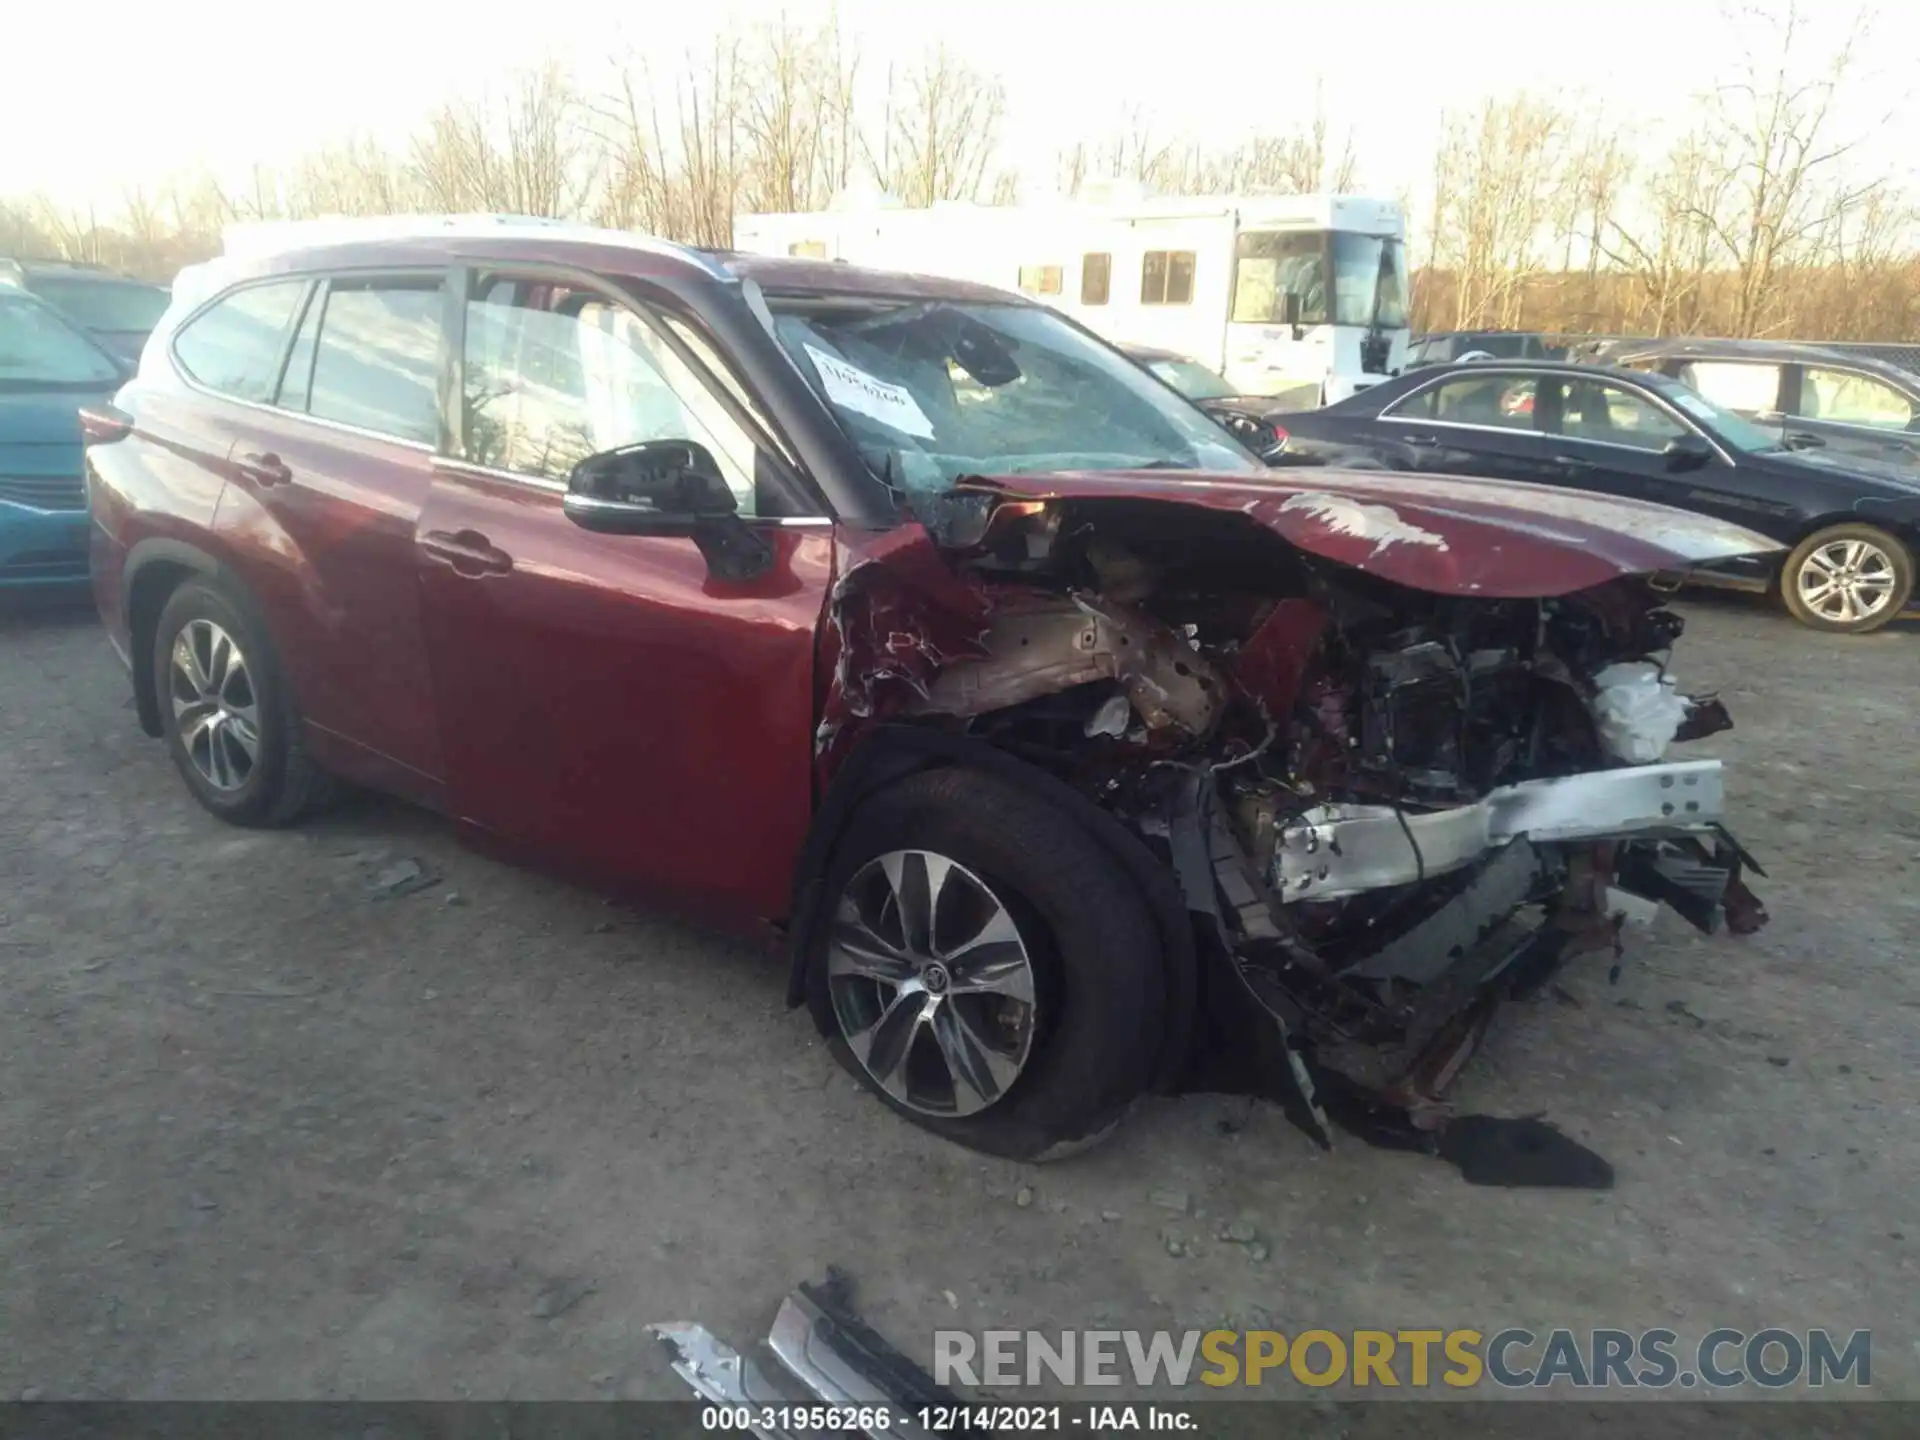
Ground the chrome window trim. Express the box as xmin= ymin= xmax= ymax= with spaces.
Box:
xmin=167 ymin=270 xmax=447 ymax=451
xmin=1379 ymin=367 xmax=1734 ymax=465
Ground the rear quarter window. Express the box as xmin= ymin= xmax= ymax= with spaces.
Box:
xmin=171 ymin=281 xmax=307 ymax=402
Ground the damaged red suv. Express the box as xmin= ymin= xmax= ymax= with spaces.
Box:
xmin=85 ymin=217 xmax=1778 ymax=1164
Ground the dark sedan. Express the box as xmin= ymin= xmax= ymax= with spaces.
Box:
xmin=1270 ymin=359 xmax=1920 ymax=633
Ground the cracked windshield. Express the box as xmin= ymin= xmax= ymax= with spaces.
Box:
xmin=768 ymin=298 xmax=1261 ymax=495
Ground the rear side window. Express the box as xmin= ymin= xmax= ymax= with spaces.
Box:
xmin=1389 ymin=374 xmax=1538 ymax=430
xmin=302 ymin=278 xmax=444 ymax=444
xmin=1679 ymin=361 xmax=1781 ymax=417
xmin=172 ymin=281 xmax=306 ymax=402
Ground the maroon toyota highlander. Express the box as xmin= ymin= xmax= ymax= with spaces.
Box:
xmin=83 ymin=216 xmax=1777 ymax=1170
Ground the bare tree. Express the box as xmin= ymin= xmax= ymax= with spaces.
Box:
xmin=875 ymin=44 xmax=1005 ymax=206
xmin=411 ymin=63 xmax=591 ymax=217
xmin=1423 ymin=94 xmax=1575 ymax=329
xmin=1694 ymin=1 xmax=1879 ymax=335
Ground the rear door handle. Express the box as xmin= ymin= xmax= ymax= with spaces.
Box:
xmin=1552 ymin=454 xmax=1597 ymax=471
xmin=1399 ymin=432 xmax=1442 ymax=446
xmin=421 ymin=528 xmax=514 ymax=577
xmin=237 ymin=451 xmax=291 ymax=486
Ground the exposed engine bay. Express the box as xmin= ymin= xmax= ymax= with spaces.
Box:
xmin=816 ymin=485 xmax=1770 ymax=1166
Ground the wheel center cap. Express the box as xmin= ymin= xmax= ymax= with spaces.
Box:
xmin=922 ymin=963 xmax=952 ymax=996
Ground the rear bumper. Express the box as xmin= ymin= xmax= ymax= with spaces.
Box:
xmin=0 ymin=502 xmax=90 ymax=587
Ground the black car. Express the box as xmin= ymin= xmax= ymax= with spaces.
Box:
xmin=1405 ymin=330 xmax=1569 ymax=370
xmin=0 ymin=259 xmax=171 ymax=365
xmin=1270 ymin=359 xmax=1920 ymax=633
xmin=1592 ymin=337 xmax=1920 ymax=473
xmin=1117 ymin=343 xmax=1362 ymax=464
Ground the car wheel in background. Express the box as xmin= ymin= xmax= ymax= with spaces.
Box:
xmin=1779 ymin=523 xmax=1914 ymax=634
xmin=807 ymin=766 xmax=1168 ymax=1161
xmin=152 ymin=579 xmax=333 ymax=826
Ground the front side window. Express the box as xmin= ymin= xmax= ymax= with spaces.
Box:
xmin=1678 ymin=360 xmax=1781 ymax=417
xmin=303 ymin=278 xmax=444 ymax=444
xmin=1231 ymin=231 xmax=1326 ymax=325
xmin=1080 ymin=253 xmax=1111 ymax=306
xmin=172 ymin=281 xmax=306 ymax=402
xmin=461 ymin=277 xmax=762 ymax=513
xmin=1329 ymin=234 xmax=1408 ymax=328
xmin=1141 ymin=251 xmax=1195 ymax=306
xmin=769 ymin=297 xmax=1260 ymax=497
xmin=1801 ymin=368 xmax=1913 ymax=429
xmin=0 ymin=292 xmax=122 ymax=387
xmin=1389 ymin=374 xmax=1537 ymax=430
xmin=1553 ymin=380 xmax=1687 ymax=450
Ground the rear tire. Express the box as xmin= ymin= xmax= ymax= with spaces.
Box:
xmin=807 ymin=767 xmax=1168 ymax=1161
xmin=153 ymin=579 xmax=332 ymax=826
xmin=1779 ymin=523 xmax=1913 ymax=634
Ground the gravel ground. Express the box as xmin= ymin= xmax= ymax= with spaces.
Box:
xmin=1 ymin=589 xmax=1916 ymax=1407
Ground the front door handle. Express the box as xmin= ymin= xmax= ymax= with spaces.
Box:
xmin=1552 ymin=454 xmax=1597 ymax=471
xmin=237 ymin=451 xmax=291 ymax=486
xmin=421 ymin=528 xmax=514 ymax=577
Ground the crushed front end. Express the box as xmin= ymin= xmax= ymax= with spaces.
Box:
xmin=815 ymin=475 xmax=1773 ymax=1168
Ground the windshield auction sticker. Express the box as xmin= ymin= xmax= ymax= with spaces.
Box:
xmin=804 ymin=344 xmax=936 ymax=439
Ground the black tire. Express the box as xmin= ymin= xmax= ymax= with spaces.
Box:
xmin=806 ymin=767 xmax=1168 ymax=1161
xmin=152 ymin=578 xmax=332 ymax=827
xmin=1779 ymin=523 xmax=1914 ymax=634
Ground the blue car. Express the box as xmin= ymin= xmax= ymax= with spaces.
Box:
xmin=0 ymin=288 xmax=126 ymax=587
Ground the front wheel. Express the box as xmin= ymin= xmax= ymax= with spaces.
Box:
xmin=807 ymin=767 xmax=1169 ymax=1161
xmin=1779 ymin=524 xmax=1914 ymax=634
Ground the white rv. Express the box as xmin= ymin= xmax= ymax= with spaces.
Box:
xmin=732 ymin=191 xmax=1410 ymax=405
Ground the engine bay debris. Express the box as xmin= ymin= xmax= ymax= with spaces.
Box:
xmin=805 ymin=476 xmax=1773 ymax=1180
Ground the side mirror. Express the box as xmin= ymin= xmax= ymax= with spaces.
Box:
xmin=1783 ymin=430 xmax=1827 ymax=451
xmin=562 ymin=439 xmax=773 ymax=583
xmin=1663 ymin=434 xmax=1715 ymax=473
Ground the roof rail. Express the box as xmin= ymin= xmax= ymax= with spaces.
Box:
xmin=217 ymin=212 xmax=717 ymax=272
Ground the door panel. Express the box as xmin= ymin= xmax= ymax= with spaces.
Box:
xmin=1787 ymin=365 xmax=1920 ymax=467
xmin=205 ymin=273 xmax=451 ymax=798
xmin=1377 ymin=371 xmax=1563 ymax=487
xmin=212 ymin=409 xmax=445 ymax=799
xmin=415 ymin=466 xmax=831 ymax=919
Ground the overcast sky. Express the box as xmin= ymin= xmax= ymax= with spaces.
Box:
xmin=7 ymin=0 xmax=1915 ymax=211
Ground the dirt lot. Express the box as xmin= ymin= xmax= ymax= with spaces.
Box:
xmin=2 ymin=590 xmax=1916 ymax=1404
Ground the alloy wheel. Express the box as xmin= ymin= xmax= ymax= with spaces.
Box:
xmin=827 ymin=850 xmax=1039 ymax=1117
xmin=1796 ymin=537 xmax=1899 ymax=625
xmin=168 ymin=619 xmax=261 ymax=792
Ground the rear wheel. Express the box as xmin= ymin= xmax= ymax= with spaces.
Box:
xmin=808 ymin=767 xmax=1168 ymax=1160
xmin=1780 ymin=524 xmax=1913 ymax=634
xmin=153 ymin=579 xmax=332 ymax=826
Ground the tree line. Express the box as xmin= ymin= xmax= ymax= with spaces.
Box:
xmin=3 ymin=4 xmax=1912 ymax=344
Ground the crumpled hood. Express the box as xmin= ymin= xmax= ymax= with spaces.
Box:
xmin=960 ymin=468 xmax=1784 ymax=598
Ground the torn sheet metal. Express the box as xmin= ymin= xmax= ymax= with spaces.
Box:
xmin=907 ymin=594 xmax=1222 ymax=735
xmin=956 ymin=470 xmax=1783 ymax=597
xmin=1273 ymin=759 xmax=1725 ymax=900
xmin=652 ymin=1274 xmax=954 ymax=1440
